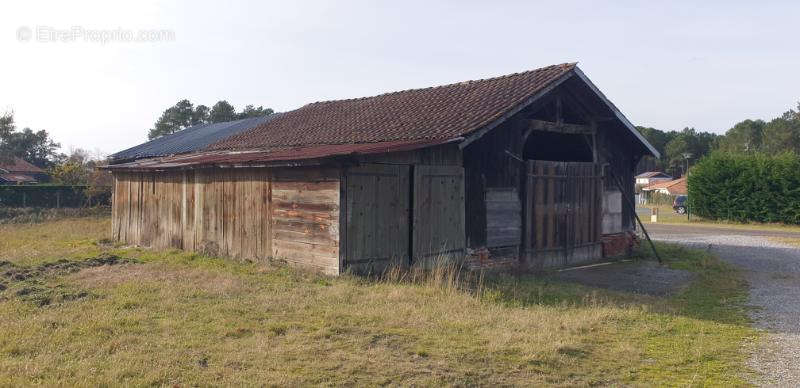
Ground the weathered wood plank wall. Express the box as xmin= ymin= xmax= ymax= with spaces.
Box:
xmin=271 ymin=168 xmax=340 ymax=274
xmin=523 ymin=160 xmax=603 ymax=269
xmin=343 ymin=164 xmax=410 ymax=273
xmin=111 ymin=167 xmax=341 ymax=275
xmin=412 ymin=165 xmax=466 ymax=265
xmin=485 ymin=187 xmax=521 ymax=248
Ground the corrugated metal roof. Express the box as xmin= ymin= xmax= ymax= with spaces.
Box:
xmin=103 ymin=139 xmax=454 ymax=171
xmin=109 ymin=114 xmax=280 ymax=163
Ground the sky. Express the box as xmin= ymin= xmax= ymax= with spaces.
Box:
xmin=1 ymin=0 xmax=799 ymax=156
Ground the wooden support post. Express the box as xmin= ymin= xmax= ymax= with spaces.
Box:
xmin=609 ymin=169 xmax=662 ymax=264
xmin=590 ymin=120 xmax=598 ymax=163
xmin=555 ymin=94 xmax=563 ymax=125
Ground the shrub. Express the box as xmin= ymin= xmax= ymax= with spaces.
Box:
xmin=688 ymin=152 xmax=800 ymax=224
xmin=0 ymin=185 xmax=111 ymax=208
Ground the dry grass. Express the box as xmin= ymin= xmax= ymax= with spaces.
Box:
xmin=0 ymin=216 xmax=112 ymax=266
xmin=0 ymin=216 xmax=758 ymax=386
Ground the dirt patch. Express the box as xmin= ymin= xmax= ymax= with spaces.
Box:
xmin=552 ymin=260 xmax=694 ymax=296
xmin=0 ymin=254 xmax=138 ymax=306
xmin=0 ymin=255 xmax=136 ymax=282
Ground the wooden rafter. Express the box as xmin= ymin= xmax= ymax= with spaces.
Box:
xmin=527 ymin=119 xmax=594 ymax=134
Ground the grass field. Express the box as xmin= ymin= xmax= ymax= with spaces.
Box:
xmin=639 ymin=204 xmax=800 ymax=233
xmin=0 ymin=215 xmax=758 ymax=386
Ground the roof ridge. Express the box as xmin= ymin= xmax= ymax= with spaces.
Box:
xmin=305 ymin=62 xmax=577 ymax=106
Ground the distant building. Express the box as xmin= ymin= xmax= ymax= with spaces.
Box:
xmin=0 ymin=157 xmax=47 ymax=185
xmin=642 ymin=177 xmax=687 ymax=196
xmin=635 ymin=171 xmax=673 ymax=187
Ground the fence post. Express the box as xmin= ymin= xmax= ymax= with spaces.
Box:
xmin=22 ymin=192 xmax=26 ymax=208
xmin=56 ymin=191 xmax=61 ymax=209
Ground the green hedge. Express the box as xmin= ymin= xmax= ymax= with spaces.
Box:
xmin=0 ymin=185 xmax=111 ymax=208
xmin=688 ymin=152 xmax=800 ymax=224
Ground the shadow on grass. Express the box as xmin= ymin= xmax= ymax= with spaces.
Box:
xmin=365 ymin=241 xmax=751 ymax=329
xmin=472 ymin=241 xmax=752 ymax=327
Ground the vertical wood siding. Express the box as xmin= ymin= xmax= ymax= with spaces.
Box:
xmin=412 ymin=165 xmax=466 ymax=265
xmin=111 ymin=167 xmax=340 ymax=275
xmin=523 ymin=160 xmax=603 ymax=268
xmin=343 ymin=164 xmax=411 ymax=273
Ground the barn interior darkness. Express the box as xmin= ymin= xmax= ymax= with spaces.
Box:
xmin=522 ymin=96 xmax=594 ymax=162
xmin=522 ymin=131 xmax=593 ymax=162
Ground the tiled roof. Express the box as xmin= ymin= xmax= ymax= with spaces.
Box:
xmin=209 ymin=63 xmax=577 ymax=151
xmin=109 ymin=114 xmax=279 ymax=163
xmin=643 ymin=177 xmax=687 ymax=195
xmin=0 ymin=173 xmax=37 ymax=183
xmin=0 ymin=157 xmax=44 ymax=173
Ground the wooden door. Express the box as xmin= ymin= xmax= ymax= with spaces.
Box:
xmin=412 ymin=165 xmax=466 ymax=266
xmin=524 ymin=160 xmax=602 ymax=268
xmin=344 ymin=164 xmax=410 ymax=273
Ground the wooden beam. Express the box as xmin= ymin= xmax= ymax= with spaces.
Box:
xmin=527 ymin=119 xmax=594 ymax=134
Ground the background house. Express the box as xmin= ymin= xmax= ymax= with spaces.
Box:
xmin=641 ymin=177 xmax=687 ymax=197
xmin=0 ymin=157 xmax=47 ymax=185
xmin=106 ymin=63 xmax=658 ymax=274
xmin=635 ymin=171 xmax=672 ymax=187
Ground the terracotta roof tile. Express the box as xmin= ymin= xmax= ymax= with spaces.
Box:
xmin=643 ymin=177 xmax=687 ymax=195
xmin=209 ymin=63 xmax=576 ymax=151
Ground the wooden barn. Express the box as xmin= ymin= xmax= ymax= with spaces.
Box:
xmin=106 ymin=63 xmax=658 ymax=275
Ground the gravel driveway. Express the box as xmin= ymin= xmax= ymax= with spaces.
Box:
xmin=646 ymin=223 xmax=800 ymax=386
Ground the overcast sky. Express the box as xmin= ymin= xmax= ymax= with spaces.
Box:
xmin=1 ymin=0 xmax=798 ymax=156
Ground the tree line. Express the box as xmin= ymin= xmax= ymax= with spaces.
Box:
xmin=1 ymin=99 xmax=274 ymax=186
xmin=4 ymin=100 xmax=798 ymax=185
xmin=0 ymin=113 xmax=60 ymax=169
xmin=636 ymin=102 xmax=800 ymax=177
xmin=148 ymin=100 xmax=274 ymax=139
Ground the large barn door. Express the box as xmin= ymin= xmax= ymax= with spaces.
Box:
xmin=524 ymin=160 xmax=603 ymax=268
xmin=344 ymin=164 xmax=410 ymax=273
xmin=412 ymin=165 xmax=466 ymax=266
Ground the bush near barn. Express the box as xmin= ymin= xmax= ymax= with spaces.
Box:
xmin=688 ymin=152 xmax=800 ymax=224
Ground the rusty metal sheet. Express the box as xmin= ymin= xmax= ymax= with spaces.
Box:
xmin=103 ymin=139 xmax=452 ymax=171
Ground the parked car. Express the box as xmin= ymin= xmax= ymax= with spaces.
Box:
xmin=673 ymin=195 xmax=688 ymax=214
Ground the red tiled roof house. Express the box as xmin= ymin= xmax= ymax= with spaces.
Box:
xmin=642 ymin=177 xmax=688 ymax=196
xmin=106 ymin=64 xmax=658 ymax=274
xmin=0 ymin=157 xmax=46 ymax=185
